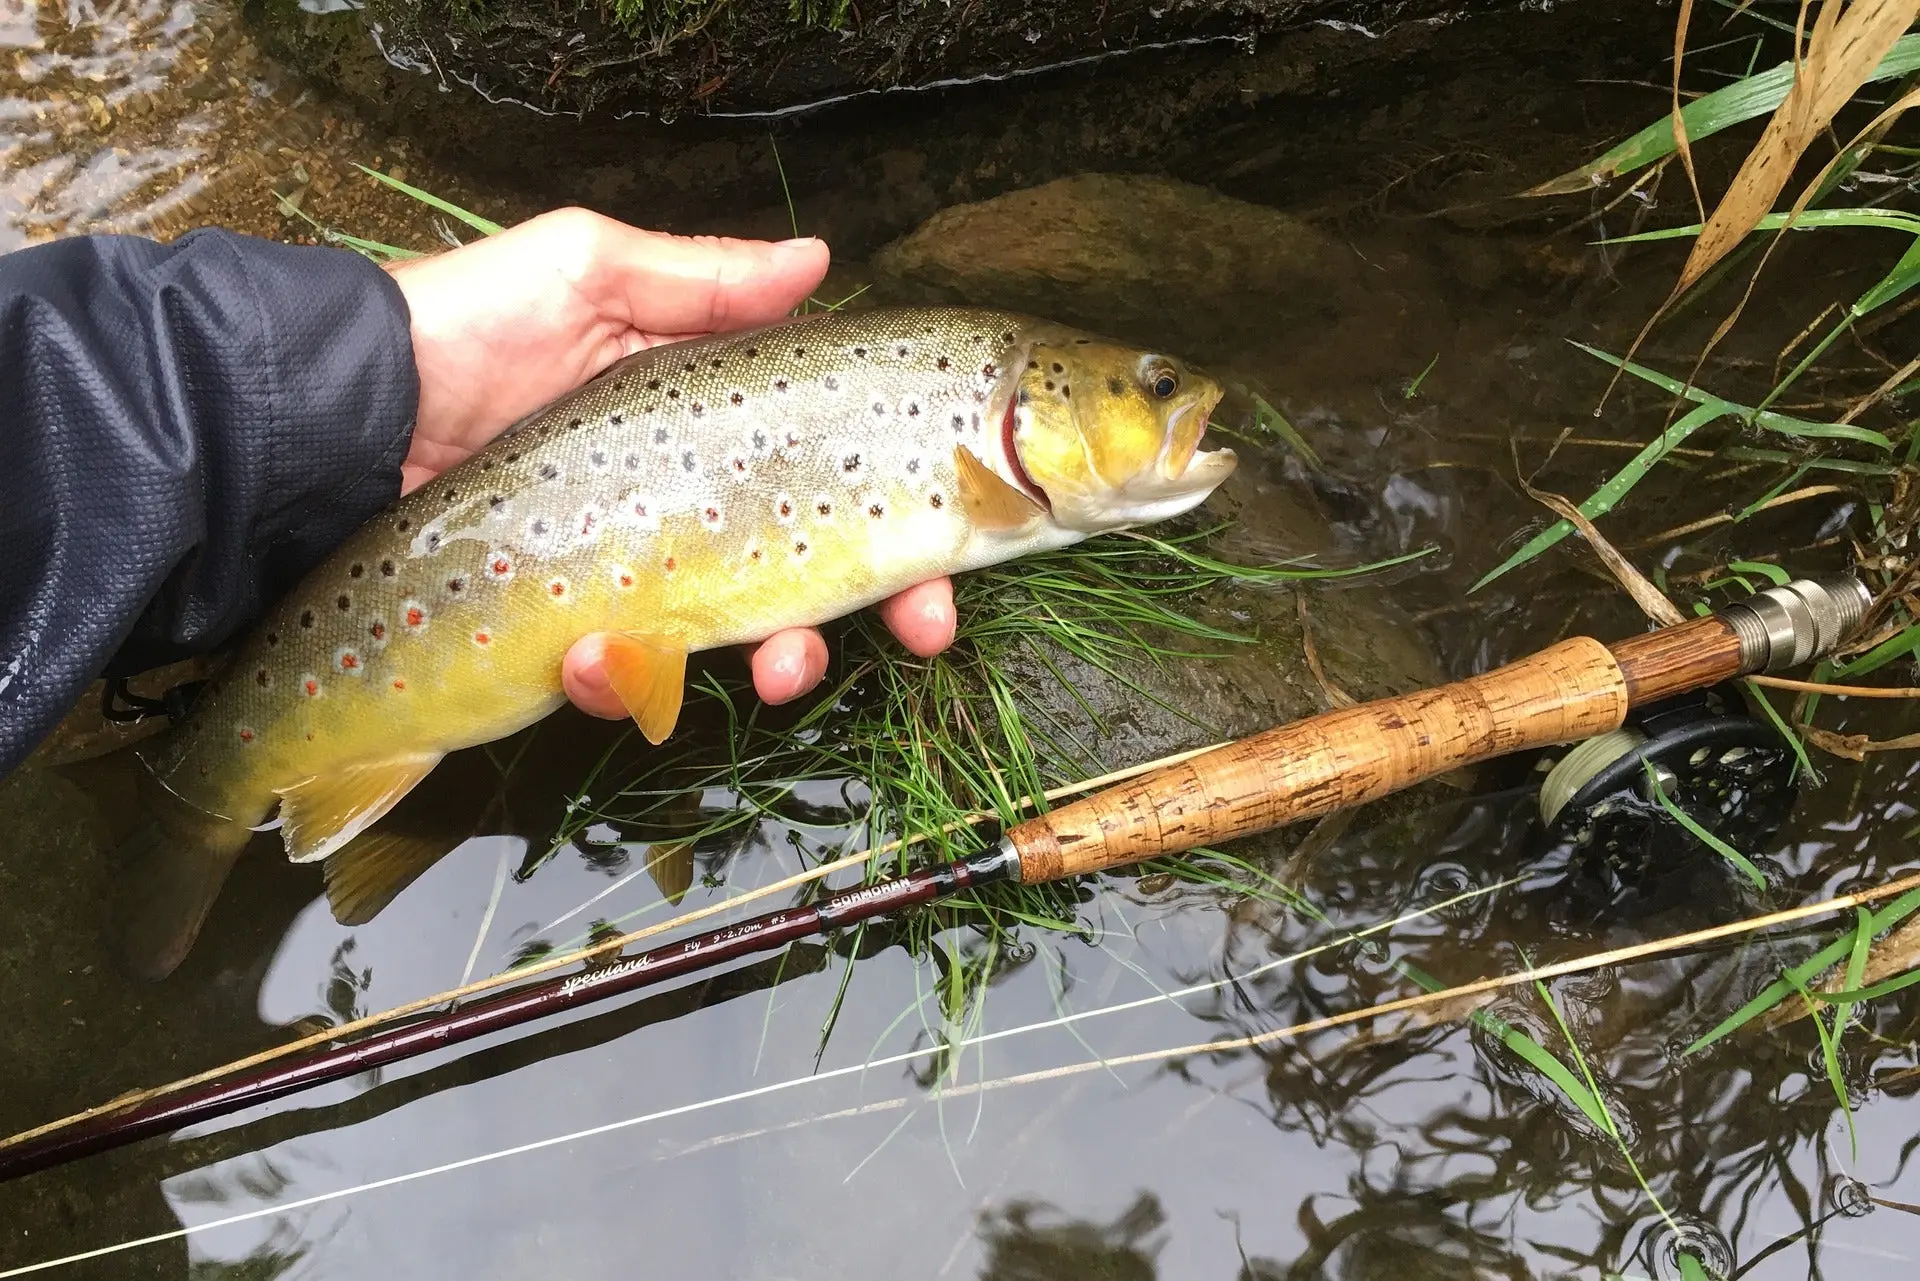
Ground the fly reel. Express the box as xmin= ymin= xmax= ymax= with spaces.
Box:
xmin=1535 ymin=683 xmax=1796 ymax=888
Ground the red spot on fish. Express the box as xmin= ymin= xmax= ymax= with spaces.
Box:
xmin=406 ymin=607 xmax=425 ymax=628
xmin=238 ymin=729 xmax=254 ymax=743
xmin=474 ymin=631 xmax=491 ymax=645
xmin=392 ymin=680 xmax=406 ymax=691
xmin=304 ymin=679 xmax=319 ymax=697
xmin=664 ymin=557 xmax=677 ymax=572
xmin=340 ymin=653 xmax=359 ymax=671
xmin=581 ymin=511 xmax=597 ymax=536
xmin=549 ymin=581 xmax=566 ymax=597
xmin=370 ymin=622 xmax=386 ymax=640
xmin=619 ymin=573 xmax=634 ymax=587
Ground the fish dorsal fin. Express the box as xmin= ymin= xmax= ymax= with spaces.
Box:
xmin=324 ymin=828 xmax=456 ymax=925
xmin=954 ymin=445 xmax=1045 ymax=533
xmin=601 ymin=633 xmax=688 ymax=745
xmin=644 ymin=839 xmax=696 ymax=906
xmin=275 ymin=754 xmax=444 ymax=864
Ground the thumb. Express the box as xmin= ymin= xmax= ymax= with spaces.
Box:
xmin=585 ymin=223 xmax=831 ymax=335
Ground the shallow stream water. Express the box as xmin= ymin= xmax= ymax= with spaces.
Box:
xmin=3 ymin=2 xmax=1920 ymax=1278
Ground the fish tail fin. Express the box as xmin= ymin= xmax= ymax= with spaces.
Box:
xmin=114 ymin=789 xmax=256 ymax=983
xmin=323 ymin=828 xmax=456 ymax=926
xmin=644 ymin=838 xmax=697 ymax=906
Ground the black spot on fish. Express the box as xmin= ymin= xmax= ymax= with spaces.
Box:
xmin=774 ymin=378 xmax=789 ymax=392
xmin=794 ymin=540 xmax=808 ymax=554
xmin=710 ymin=358 xmax=723 ymax=370
xmin=647 ymin=379 xmax=661 ymax=391
xmin=1018 ymin=389 xmax=1030 ymax=405
xmin=667 ymin=388 xmax=680 ymax=400
xmin=842 ymin=453 xmax=862 ymax=472
xmin=1044 ymin=380 xmax=1055 ymax=391
xmin=591 ymin=450 xmax=607 ymax=467
xmin=625 ymin=454 xmax=640 ymax=469
xmin=1051 ymin=362 xmax=1064 ymax=373
xmin=610 ymin=413 xmax=623 ymax=425
xmin=348 ymin=563 xmax=364 ymax=579
xmin=1027 ymin=359 xmax=1039 ymax=370
xmin=982 ymin=362 xmax=997 ymax=377
xmin=447 ymin=577 xmax=465 ymax=594
xmin=895 ymin=345 xmax=908 ymax=357
xmin=336 ymin=594 xmax=350 ymax=611
xmin=654 ymin=427 xmax=669 ymax=444
xmin=817 ymin=500 xmax=833 ymax=516
xmin=1108 ymin=377 xmax=1126 ymax=396
xmin=937 ymin=356 xmax=951 ymax=371
xmin=682 ymin=451 xmax=697 ymax=472
xmin=930 ymin=493 xmax=945 ymax=509
xmin=1001 ymin=330 xmax=1014 ymax=343
xmin=531 ymin=519 xmax=550 ymax=536
xmin=907 ymin=458 xmax=921 ymax=474
xmin=691 ymin=402 xmax=705 ymax=416
xmin=569 ymin=418 xmax=583 ymax=431
xmin=1074 ymin=337 xmax=1091 ymax=345
xmin=300 ymin=610 xmax=314 ymax=629
xmin=867 ymin=502 xmax=885 ymax=519
xmin=255 ymin=668 xmax=269 ymax=686
xmin=952 ymin=413 xmax=966 ymax=431
xmin=426 ymin=531 xmax=442 ymax=551
xmin=745 ymin=346 xmax=758 ymax=358
xmin=266 ymin=632 xmax=279 ymax=647
xmin=729 ymin=392 xmax=743 ymax=406
xmin=540 ymin=464 xmax=560 ymax=481
xmin=481 ymin=461 xmax=493 ymax=471
xmin=1061 ymin=384 xmax=1071 ymax=398
xmin=853 ymin=346 xmax=867 ymax=358
xmin=506 ymin=453 xmax=521 ymax=463
xmin=489 ymin=494 xmax=505 ymax=510
xmin=444 ymin=487 xmax=457 ymax=501
xmin=872 ymin=401 xmax=886 ymax=417
xmin=381 ymin=560 xmax=396 ymax=577
xmin=794 ymin=347 xmax=806 ymax=357
xmin=397 ymin=518 xmax=410 ymax=532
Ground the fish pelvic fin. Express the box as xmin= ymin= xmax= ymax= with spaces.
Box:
xmin=601 ymin=634 xmax=688 ymax=745
xmin=644 ymin=838 xmax=697 ymax=906
xmin=954 ymin=445 xmax=1045 ymax=533
xmin=115 ymin=791 xmax=257 ymax=983
xmin=276 ymin=754 xmax=444 ymax=864
xmin=323 ymin=828 xmax=457 ymax=926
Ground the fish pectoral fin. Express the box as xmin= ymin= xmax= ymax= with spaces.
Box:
xmin=324 ymin=828 xmax=457 ymax=926
xmin=275 ymin=754 xmax=444 ymax=864
xmin=954 ymin=445 xmax=1045 ymax=533
xmin=601 ymin=634 xmax=688 ymax=745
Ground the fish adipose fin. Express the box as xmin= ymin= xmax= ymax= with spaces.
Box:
xmin=115 ymin=785 xmax=257 ymax=983
xmin=324 ymin=828 xmax=457 ymax=926
xmin=276 ymin=754 xmax=444 ymax=864
xmin=954 ymin=445 xmax=1045 ymax=533
xmin=601 ymin=634 xmax=688 ymax=745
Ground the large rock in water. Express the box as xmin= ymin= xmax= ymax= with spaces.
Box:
xmin=870 ymin=173 xmax=1367 ymax=341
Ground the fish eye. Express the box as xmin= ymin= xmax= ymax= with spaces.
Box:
xmin=1149 ymin=368 xmax=1179 ymax=399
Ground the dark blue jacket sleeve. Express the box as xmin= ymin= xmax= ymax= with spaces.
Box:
xmin=0 ymin=229 xmax=420 ymax=775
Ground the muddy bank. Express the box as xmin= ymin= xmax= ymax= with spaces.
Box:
xmin=249 ymin=0 xmax=1672 ymax=256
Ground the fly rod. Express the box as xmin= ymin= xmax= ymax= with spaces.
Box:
xmin=0 ymin=574 xmax=1874 ymax=1183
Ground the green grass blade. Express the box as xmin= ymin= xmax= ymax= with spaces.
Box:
xmin=1677 ymin=1252 xmax=1712 ymax=1281
xmin=1788 ymin=968 xmax=1857 ymax=1158
xmin=1404 ymin=354 xmax=1439 ymax=399
xmin=1835 ymin=620 xmax=1920 ymax=677
xmin=1810 ymin=967 xmax=1920 ymax=1003
xmin=1685 ymin=887 xmax=1920 ymax=1054
xmin=355 ymin=164 xmax=505 ymax=237
xmin=1471 ymin=400 xmax=1726 ymax=591
xmin=1643 ymin=762 xmax=1767 ymax=890
xmin=1572 ymin=342 xmax=1894 ymax=450
xmin=1725 ymin=560 xmax=1791 ymax=587
xmin=1248 ymin=392 xmax=1321 ymax=467
xmin=1531 ymin=32 xmax=1920 ymax=193
xmin=1599 ymin=207 xmax=1920 ymax=244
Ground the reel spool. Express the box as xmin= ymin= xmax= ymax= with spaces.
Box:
xmin=1536 ymin=683 xmax=1796 ymax=886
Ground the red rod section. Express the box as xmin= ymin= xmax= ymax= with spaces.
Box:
xmin=0 ymin=847 xmax=1018 ymax=1182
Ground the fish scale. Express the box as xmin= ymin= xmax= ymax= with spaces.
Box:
xmin=122 ymin=304 xmax=1235 ymax=979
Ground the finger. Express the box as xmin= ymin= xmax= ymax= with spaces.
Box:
xmin=750 ymin=628 xmax=829 ymax=705
xmin=579 ymin=218 xmax=831 ymax=336
xmin=563 ymin=634 xmax=634 ymax=721
xmin=877 ymin=578 xmax=957 ymax=658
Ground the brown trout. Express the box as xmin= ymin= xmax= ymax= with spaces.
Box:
xmin=124 ymin=305 xmax=1236 ymax=977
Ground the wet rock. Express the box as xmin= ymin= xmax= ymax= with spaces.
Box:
xmin=869 ymin=173 xmax=1365 ymax=341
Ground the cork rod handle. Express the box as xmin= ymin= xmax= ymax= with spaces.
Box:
xmin=1008 ymin=634 xmax=1667 ymax=884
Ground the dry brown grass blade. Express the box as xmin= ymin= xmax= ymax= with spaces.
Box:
xmin=1804 ymin=725 xmax=1920 ymax=758
xmin=1516 ymin=470 xmax=1686 ymax=626
xmin=1598 ymin=0 xmax=1920 ymax=408
xmin=1673 ymin=0 xmax=1707 ymax=220
xmin=1677 ymin=0 xmax=1919 ymax=294
xmin=1764 ymin=911 xmax=1920 ymax=1026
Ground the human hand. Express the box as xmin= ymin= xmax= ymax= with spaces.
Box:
xmin=387 ymin=207 xmax=957 ymax=715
